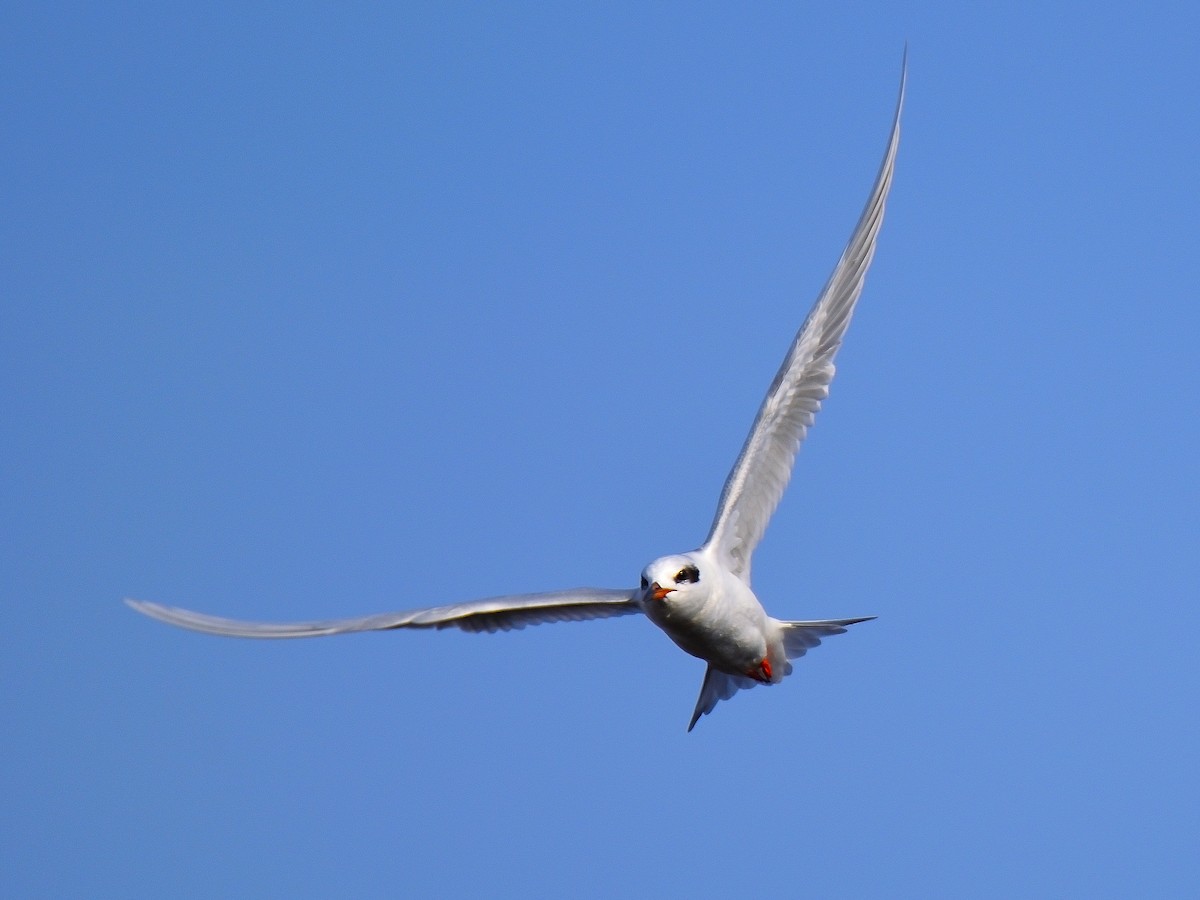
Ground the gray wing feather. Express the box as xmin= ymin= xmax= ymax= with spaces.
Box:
xmin=125 ymin=588 xmax=640 ymax=639
xmin=703 ymin=60 xmax=906 ymax=583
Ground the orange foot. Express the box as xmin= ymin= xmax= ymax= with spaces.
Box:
xmin=748 ymin=657 xmax=772 ymax=683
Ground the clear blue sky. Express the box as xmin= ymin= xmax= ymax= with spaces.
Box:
xmin=4 ymin=3 xmax=1198 ymax=897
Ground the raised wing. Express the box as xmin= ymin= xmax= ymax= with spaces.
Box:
xmin=125 ymin=588 xmax=640 ymax=638
xmin=703 ymin=60 xmax=905 ymax=582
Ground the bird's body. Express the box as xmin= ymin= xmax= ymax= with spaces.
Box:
xmin=128 ymin=58 xmax=906 ymax=731
xmin=641 ymin=550 xmax=773 ymax=678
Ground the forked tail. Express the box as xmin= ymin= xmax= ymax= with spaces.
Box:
xmin=686 ymin=616 xmax=875 ymax=732
xmin=688 ymin=667 xmax=761 ymax=732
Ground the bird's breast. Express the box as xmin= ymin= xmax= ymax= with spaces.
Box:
xmin=645 ymin=587 xmax=770 ymax=674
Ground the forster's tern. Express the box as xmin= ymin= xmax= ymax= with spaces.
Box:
xmin=128 ymin=61 xmax=904 ymax=731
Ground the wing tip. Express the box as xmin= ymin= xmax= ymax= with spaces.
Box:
xmin=124 ymin=596 xmax=164 ymax=619
xmin=843 ymin=615 xmax=878 ymax=626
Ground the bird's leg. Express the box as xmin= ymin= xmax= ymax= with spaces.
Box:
xmin=748 ymin=657 xmax=772 ymax=683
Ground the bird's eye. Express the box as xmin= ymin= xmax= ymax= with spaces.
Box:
xmin=640 ymin=576 xmax=649 ymax=590
xmin=675 ymin=565 xmax=700 ymax=584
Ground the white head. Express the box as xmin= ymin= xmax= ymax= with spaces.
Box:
xmin=639 ymin=553 xmax=704 ymax=605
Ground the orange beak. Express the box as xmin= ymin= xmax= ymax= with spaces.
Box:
xmin=650 ymin=582 xmax=675 ymax=601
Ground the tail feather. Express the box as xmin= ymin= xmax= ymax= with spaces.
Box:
xmin=780 ymin=616 xmax=875 ymax=659
xmin=686 ymin=616 xmax=875 ymax=732
xmin=688 ymin=666 xmax=759 ymax=732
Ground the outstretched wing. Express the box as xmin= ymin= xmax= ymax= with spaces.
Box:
xmin=703 ymin=59 xmax=905 ymax=583
xmin=125 ymin=587 xmax=640 ymax=638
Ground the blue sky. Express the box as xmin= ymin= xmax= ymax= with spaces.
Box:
xmin=4 ymin=3 xmax=1198 ymax=897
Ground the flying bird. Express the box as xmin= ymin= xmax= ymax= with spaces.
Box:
xmin=128 ymin=61 xmax=905 ymax=731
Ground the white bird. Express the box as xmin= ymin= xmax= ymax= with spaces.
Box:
xmin=128 ymin=60 xmax=905 ymax=731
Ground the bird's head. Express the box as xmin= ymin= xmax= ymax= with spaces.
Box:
xmin=639 ymin=554 xmax=703 ymax=604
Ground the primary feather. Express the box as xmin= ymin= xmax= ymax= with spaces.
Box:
xmin=703 ymin=62 xmax=905 ymax=584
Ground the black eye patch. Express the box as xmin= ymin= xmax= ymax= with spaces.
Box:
xmin=640 ymin=576 xmax=649 ymax=589
xmin=674 ymin=565 xmax=700 ymax=584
